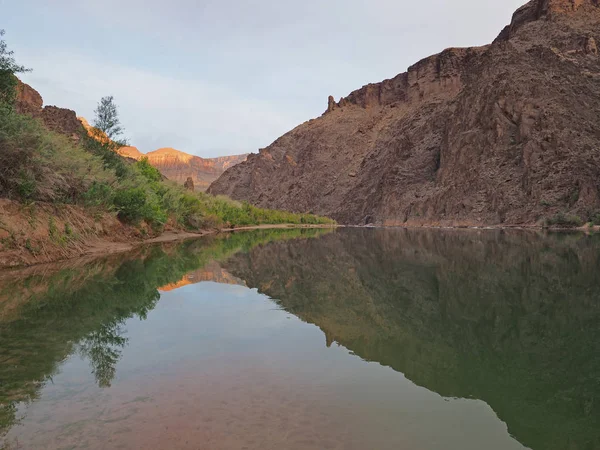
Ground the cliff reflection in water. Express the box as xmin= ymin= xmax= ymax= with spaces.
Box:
xmin=220 ymin=228 xmax=600 ymax=450
xmin=1 ymin=227 xmax=599 ymax=450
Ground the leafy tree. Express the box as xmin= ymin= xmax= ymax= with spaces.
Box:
xmin=137 ymin=157 xmax=162 ymax=183
xmin=0 ymin=29 xmax=31 ymax=104
xmin=93 ymin=95 xmax=127 ymax=143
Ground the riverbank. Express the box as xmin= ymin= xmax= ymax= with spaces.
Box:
xmin=4 ymin=196 xmax=596 ymax=271
xmin=80 ymin=224 xmax=341 ymax=265
xmin=0 ymin=199 xmax=339 ymax=270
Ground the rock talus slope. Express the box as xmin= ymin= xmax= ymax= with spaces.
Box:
xmin=209 ymin=0 xmax=600 ymax=226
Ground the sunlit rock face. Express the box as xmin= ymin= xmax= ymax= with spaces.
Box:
xmin=158 ymin=261 xmax=246 ymax=292
xmin=116 ymin=147 xmax=248 ymax=192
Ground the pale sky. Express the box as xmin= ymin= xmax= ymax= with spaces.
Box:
xmin=4 ymin=0 xmax=525 ymax=157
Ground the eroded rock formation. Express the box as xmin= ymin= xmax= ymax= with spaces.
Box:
xmin=122 ymin=147 xmax=248 ymax=192
xmin=209 ymin=0 xmax=600 ymax=226
xmin=15 ymin=80 xmax=85 ymax=140
xmin=184 ymin=177 xmax=195 ymax=191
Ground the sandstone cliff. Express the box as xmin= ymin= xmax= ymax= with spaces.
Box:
xmin=209 ymin=0 xmax=600 ymax=226
xmin=121 ymin=147 xmax=248 ymax=192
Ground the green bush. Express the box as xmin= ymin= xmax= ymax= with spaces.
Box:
xmin=114 ymin=188 xmax=147 ymax=224
xmin=136 ymin=157 xmax=162 ymax=183
xmin=81 ymin=134 xmax=129 ymax=178
xmin=83 ymin=182 xmax=114 ymax=208
xmin=17 ymin=170 xmax=36 ymax=200
xmin=113 ymin=186 xmax=168 ymax=228
xmin=197 ymin=194 xmax=335 ymax=228
xmin=545 ymin=213 xmax=583 ymax=228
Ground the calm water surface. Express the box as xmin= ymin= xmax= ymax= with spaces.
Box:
xmin=1 ymin=228 xmax=600 ymax=450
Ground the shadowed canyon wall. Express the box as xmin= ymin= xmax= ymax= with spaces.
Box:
xmin=210 ymin=0 xmax=600 ymax=226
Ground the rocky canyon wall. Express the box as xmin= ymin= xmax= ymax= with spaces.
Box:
xmin=209 ymin=0 xmax=600 ymax=226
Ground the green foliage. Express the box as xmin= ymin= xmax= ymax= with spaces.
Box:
xmin=137 ymin=157 xmax=162 ymax=183
xmin=81 ymin=133 xmax=129 ymax=177
xmin=200 ymin=195 xmax=335 ymax=228
xmin=0 ymin=29 xmax=31 ymax=105
xmin=0 ymin=94 xmax=335 ymax=234
xmin=113 ymin=188 xmax=147 ymax=224
xmin=83 ymin=182 xmax=114 ymax=208
xmin=545 ymin=213 xmax=584 ymax=228
xmin=113 ymin=185 xmax=166 ymax=227
xmin=106 ymin=157 xmax=334 ymax=231
xmin=17 ymin=170 xmax=36 ymax=200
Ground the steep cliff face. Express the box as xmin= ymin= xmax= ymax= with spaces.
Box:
xmin=122 ymin=147 xmax=248 ymax=191
xmin=209 ymin=0 xmax=600 ymax=226
xmin=15 ymin=80 xmax=85 ymax=140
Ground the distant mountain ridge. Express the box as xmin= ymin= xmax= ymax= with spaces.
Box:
xmin=118 ymin=146 xmax=248 ymax=192
xmin=76 ymin=116 xmax=248 ymax=191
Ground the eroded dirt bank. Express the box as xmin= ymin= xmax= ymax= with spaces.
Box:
xmin=0 ymin=199 xmax=338 ymax=269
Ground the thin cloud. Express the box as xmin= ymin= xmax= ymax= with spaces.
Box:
xmin=19 ymin=50 xmax=303 ymax=155
xmin=8 ymin=0 xmax=525 ymax=156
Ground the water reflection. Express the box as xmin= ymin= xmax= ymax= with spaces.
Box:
xmin=219 ymin=228 xmax=600 ymax=450
xmin=1 ymin=227 xmax=599 ymax=450
xmin=0 ymin=228 xmax=327 ymax=439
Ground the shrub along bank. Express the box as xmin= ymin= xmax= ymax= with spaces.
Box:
xmin=0 ymin=102 xmax=335 ymax=235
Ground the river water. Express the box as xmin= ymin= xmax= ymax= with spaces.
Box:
xmin=1 ymin=228 xmax=599 ymax=450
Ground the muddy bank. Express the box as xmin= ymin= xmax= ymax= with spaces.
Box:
xmin=2 ymin=193 xmax=590 ymax=270
xmin=0 ymin=198 xmax=339 ymax=270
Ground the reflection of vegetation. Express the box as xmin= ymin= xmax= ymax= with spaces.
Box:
xmin=223 ymin=228 xmax=600 ymax=450
xmin=78 ymin=323 xmax=129 ymax=388
xmin=0 ymin=227 xmax=329 ymax=438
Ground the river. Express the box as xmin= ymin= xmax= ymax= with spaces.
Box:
xmin=1 ymin=228 xmax=599 ymax=449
